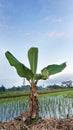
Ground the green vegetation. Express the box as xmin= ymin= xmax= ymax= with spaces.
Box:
xmin=0 ymin=88 xmax=71 ymax=99
xmin=0 ymin=91 xmax=29 ymax=99
xmin=38 ymin=89 xmax=73 ymax=98
xmin=5 ymin=47 xmax=66 ymax=120
xmin=0 ymin=89 xmax=73 ymax=122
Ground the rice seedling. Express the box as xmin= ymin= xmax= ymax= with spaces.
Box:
xmin=1 ymin=93 xmax=73 ymax=122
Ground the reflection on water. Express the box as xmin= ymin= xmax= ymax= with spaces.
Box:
xmin=0 ymin=95 xmax=73 ymax=122
xmin=0 ymin=99 xmax=28 ymax=122
xmin=39 ymin=95 xmax=73 ymax=119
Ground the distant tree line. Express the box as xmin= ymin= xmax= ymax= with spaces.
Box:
xmin=0 ymin=85 xmax=30 ymax=92
xmin=61 ymin=80 xmax=73 ymax=88
xmin=0 ymin=80 xmax=73 ymax=92
xmin=46 ymin=80 xmax=73 ymax=90
xmin=0 ymin=85 xmax=44 ymax=92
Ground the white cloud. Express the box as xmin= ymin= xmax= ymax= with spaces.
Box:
xmin=47 ymin=32 xmax=65 ymax=38
xmin=40 ymin=16 xmax=63 ymax=23
xmin=24 ymin=31 xmax=65 ymax=39
xmin=52 ymin=17 xmax=63 ymax=23
xmin=24 ymin=32 xmax=32 ymax=36
xmin=37 ymin=31 xmax=65 ymax=38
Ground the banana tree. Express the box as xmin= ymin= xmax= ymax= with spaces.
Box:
xmin=5 ymin=47 xmax=66 ymax=120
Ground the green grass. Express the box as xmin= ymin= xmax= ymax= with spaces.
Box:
xmin=0 ymin=91 xmax=29 ymax=98
xmin=0 ymin=96 xmax=29 ymax=103
xmin=0 ymin=88 xmax=73 ymax=102
xmin=38 ymin=89 xmax=73 ymax=98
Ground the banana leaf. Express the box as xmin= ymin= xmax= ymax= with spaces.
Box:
xmin=41 ymin=62 xmax=66 ymax=79
xmin=28 ymin=47 xmax=38 ymax=74
xmin=5 ymin=51 xmax=33 ymax=81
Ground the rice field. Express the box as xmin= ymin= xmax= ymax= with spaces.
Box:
xmin=0 ymin=90 xmax=73 ymax=123
xmin=0 ymin=98 xmax=28 ymax=122
xmin=39 ymin=95 xmax=73 ymax=119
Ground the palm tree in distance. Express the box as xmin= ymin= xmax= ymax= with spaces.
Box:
xmin=5 ymin=47 xmax=66 ymax=121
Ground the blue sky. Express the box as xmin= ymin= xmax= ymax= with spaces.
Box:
xmin=0 ymin=0 xmax=73 ymax=88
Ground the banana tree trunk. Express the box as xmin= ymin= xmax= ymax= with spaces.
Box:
xmin=28 ymin=82 xmax=39 ymax=119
